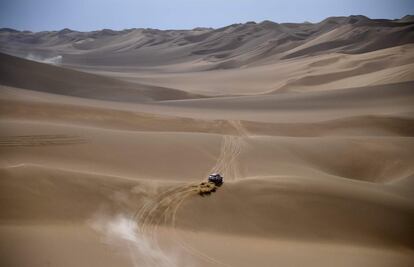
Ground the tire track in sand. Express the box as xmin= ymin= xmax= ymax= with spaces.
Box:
xmin=132 ymin=120 xmax=250 ymax=266
xmin=164 ymin=120 xmax=249 ymax=266
xmin=210 ymin=120 xmax=249 ymax=181
xmin=0 ymin=134 xmax=88 ymax=147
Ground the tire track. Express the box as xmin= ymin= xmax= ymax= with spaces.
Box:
xmin=0 ymin=134 xmax=88 ymax=147
xmin=131 ymin=120 xmax=250 ymax=266
xmin=210 ymin=120 xmax=249 ymax=181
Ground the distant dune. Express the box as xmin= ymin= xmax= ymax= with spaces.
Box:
xmin=1 ymin=15 xmax=414 ymax=267
xmin=1 ymin=15 xmax=413 ymax=69
xmin=0 ymin=53 xmax=201 ymax=102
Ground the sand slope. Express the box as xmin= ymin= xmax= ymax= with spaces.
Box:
xmin=0 ymin=52 xmax=201 ymax=102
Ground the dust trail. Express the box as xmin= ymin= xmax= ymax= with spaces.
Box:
xmin=130 ymin=184 xmax=200 ymax=266
xmin=26 ymin=53 xmax=62 ymax=65
xmin=90 ymin=213 xmax=179 ymax=267
xmin=99 ymin=119 xmax=250 ymax=266
xmin=90 ymin=183 xmax=199 ymax=267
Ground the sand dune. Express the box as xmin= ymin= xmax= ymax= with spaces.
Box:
xmin=1 ymin=15 xmax=413 ymax=70
xmin=0 ymin=53 xmax=200 ymax=102
xmin=75 ymin=44 xmax=414 ymax=96
xmin=1 ymin=15 xmax=414 ymax=267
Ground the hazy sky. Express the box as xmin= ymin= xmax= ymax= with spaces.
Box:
xmin=1 ymin=0 xmax=413 ymax=31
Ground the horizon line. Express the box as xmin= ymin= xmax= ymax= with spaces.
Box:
xmin=1 ymin=14 xmax=412 ymax=33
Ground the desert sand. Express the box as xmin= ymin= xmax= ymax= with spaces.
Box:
xmin=0 ymin=15 xmax=414 ymax=267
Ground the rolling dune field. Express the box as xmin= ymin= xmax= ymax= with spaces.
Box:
xmin=1 ymin=15 xmax=414 ymax=267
